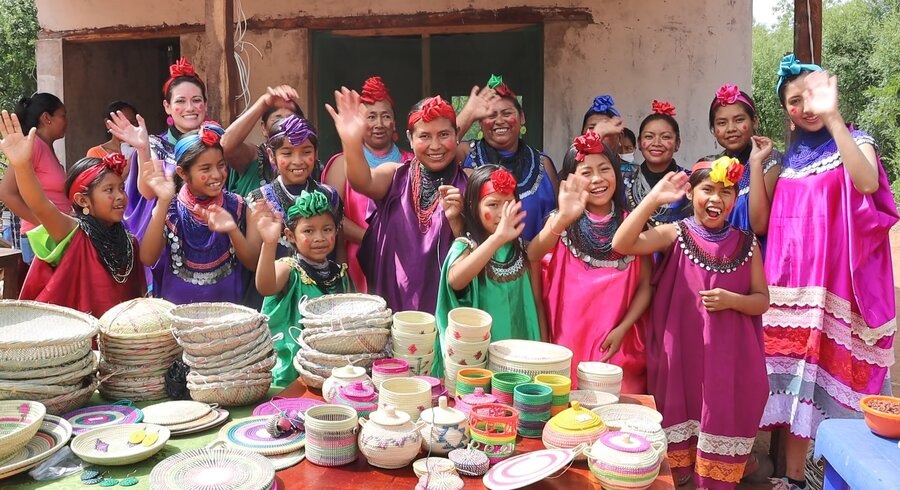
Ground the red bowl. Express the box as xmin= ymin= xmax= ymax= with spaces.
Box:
xmin=860 ymin=395 xmax=900 ymax=439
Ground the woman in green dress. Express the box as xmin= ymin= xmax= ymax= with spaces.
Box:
xmin=432 ymin=165 xmax=543 ymax=378
xmin=256 ymin=190 xmax=351 ymax=387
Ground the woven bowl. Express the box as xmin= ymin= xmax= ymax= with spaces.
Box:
xmin=0 ymin=300 xmax=99 ymax=348
xmin=395 ymin=352 xmax=435 ymax=376
xmin=301 ymin=313 xmax=393 ymax=333
xmin=391 ymin=336 xmax=435 ymax=358
xmin=38 ymin=377 xmax=98 ymax=415
xmin=378 ymin=377 xmax=432 ymax=421
xmin=188 ymin=377 xmax=272 ymax=407
xmin=71 ymin=423 xmax=170 ymax=465
xmin=591 ymin=404 xmax=663 ymax=431
xmin=187 ymin=368 xmax=273 ymax=386
xmin=296 ymin=364 xmax=326 ymax=389
xmin=99 ymin=298 xmax=175 ymax=338
xmin=0 ymin=400 xmax=47 ymax=460
xmin=295 ymin=339 xmax=386 ymax=369
xmin=0 ymin=352 xmax=95 ymax=382
xmin=446 ymin=307 xmax=492 ymax=342
xmin=299 ymin=293 xmax=387 ymax=320
xmin=182 ymin=329 xmax=271 ymax=368
xmin=393 ymin=311 xmax=437 ymax=335
xmin=169 ymin=302 xmax=265 ymax=329
xmin=445 ymin=337 xmax=490 ymax=366
xmin=177 ymin=324 xmax=268 ymax=358
xmin=0 ymin=340 xmax=92 ymax=371
xmin=301 ymin=327 xmax=390 ymax=355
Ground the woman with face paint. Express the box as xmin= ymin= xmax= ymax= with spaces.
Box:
xmin=760 ymin=55 xmax=898 ymax=490
xmin=323 ymin=77 xmax=413 ymax=292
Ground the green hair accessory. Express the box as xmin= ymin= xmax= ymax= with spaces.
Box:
xmin=487 ymin=74 xmax=503 ymax=89
xmin=287 ymin=190 xmax=330 ymax=221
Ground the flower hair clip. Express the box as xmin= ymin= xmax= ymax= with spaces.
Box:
xmin=480 ymin=168 xmax=517 ymax=199
xmin=360 ymin=76 xmax=394 ymax=106
xmin=651 ymin=100 xmax=676 ymax=117
xmin=287 ymin=190 xmax=331 ymax=221
xmin=487 ymin=74 xmax=516 ymax=98
xmin=714 ymin=84 xmax=755 ymax=110
xmin=68 ymin=152 xmax=128 ymax=201
xmin=267 ymin=115 xmax=315 ymax=147
xmin=573 ymin=131 xmax=606 ymax=162
xmin=692 ymin=156 xmax=744 ymax=187
xmin=588 ymin=95 xmax=620 ymax=117
xmin=407 ymin=95 xmax=457 ymax=128
xmin=163 ymin=56 xmax=204 ymax=96
xmin=199 ymin=123 xmax=223 ymax=146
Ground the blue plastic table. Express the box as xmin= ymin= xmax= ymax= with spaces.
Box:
xmin=814 ymin=418 xmax=900 ymax=490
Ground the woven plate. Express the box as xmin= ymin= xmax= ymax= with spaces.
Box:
xmin=298 ymin=293 xmax=387 ymax=319
xmin=0 ymin=400 xmax=47 ymax=461
xmin=169 ymin=409 xmax=231 ymax=436
xmin=70 ymin=423 xmax=170 ymax=466
xmin=218 ymin=416 xmax=305 ymax=456
xmin=150 ymin=446 xmax=275 ymax=490
xmin=268 ymin=447 xmax=305 ymax=470
xmin=63 ymin=403 xmax=144 ymax=435
xmin=142 ymin=401 xmax=213 ymax=426
xmin=0 ymin=415 xmax=72 ymax=479
xmin=483 ymin=447 xmax=580 ymax=490
xmin=252 ymin=397 xmax=324 ymax=419
xmin=0 ymin=351 xmax=93 ymax=381
xmin=0 ymin=300 xmax=99 ymax=348
xmin=591 ymin=403 xmax=663 ymax=430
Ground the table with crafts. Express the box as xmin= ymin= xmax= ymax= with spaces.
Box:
xmin=6 ymin=382 xmax=674 ymax=489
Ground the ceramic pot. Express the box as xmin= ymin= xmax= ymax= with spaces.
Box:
xmin=419 ymin=396 xmax=469 ymax=455
xmin=322 ymin=365 xmax=371 ymax=403
xmin=358 ymin=405 xmax=424 ymax=469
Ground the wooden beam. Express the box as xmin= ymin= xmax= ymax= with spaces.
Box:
xmin=793 ymin=0 xmax=822 ymax=64
xmin=39 ymin=24 xmax=203 ymax=42
xmin=204 ymin=0 xmax=239 ymax=123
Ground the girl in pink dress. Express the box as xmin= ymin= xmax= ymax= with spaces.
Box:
xmin=528 ymin=131 xmax=650 ymax=393
xmin=612 ymin=156 xmax=769 ymax=489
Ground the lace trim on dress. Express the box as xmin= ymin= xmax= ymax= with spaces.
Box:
xmin=780 ymin=134 xmax=877 ymax=179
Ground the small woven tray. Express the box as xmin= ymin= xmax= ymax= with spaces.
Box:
xmin=70 ymin=423 xmax=170 ymax=466
xmin=142 ymin=400 xmax=213 ymax=426
xmin=63 ymin=402 xmax=144 ymax=435
xmin=168 ymin=408 xmax=231 ymax=436
xmin=298 ymin=293 xmax=387 ymax=320
xmin=0 ymin=300 xmax=99 ymax=348
xmin=218 ymin=416 xmax=306 ymax=456
xmin=150 ymin=446 xmax=275 ymax=490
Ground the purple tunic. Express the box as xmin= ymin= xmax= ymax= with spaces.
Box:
xmin=649 ymin=220 xmax=767 ymax=489
xmin=357 ymin=163 xmax=467 ymax=313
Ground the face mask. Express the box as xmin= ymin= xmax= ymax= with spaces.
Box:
xmin=619 ymin=152 xmax=635 ymax=163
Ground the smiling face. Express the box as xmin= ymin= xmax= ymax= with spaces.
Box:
xmin=481 ymin=98 xmax=523 ymax=151
xmin=713 ymin=103 xmax=757 ymax=153
xmin=269 ymin=139 xmax=316 ymax=186
xmin=363 ymin=100 xmax=396 ymax=151
xmin=478 ymin=192 xmax=517 ymax=234
xmin=286 ymin=213 xmax=337 ymax=262
xmin=177 ymin=148 xmax=228 ymax=198
xmin=408 ymin=118 xmax=457 ymax=172
xmin=639 ymin=119 xmax=679 ymax=169
xmin=75 ymin=172 xmax=127 ymax=226
xmin=688 ymin=176 xmax=737 ymax=229
xmin=575 ymin=153 xmax=617 ymax=215
xmin=164 ymin=81 xmax=207 ymax=133
xmin=782 ymin=73 xmax=824 ymax=132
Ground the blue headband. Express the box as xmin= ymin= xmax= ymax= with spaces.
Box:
xmin=775 ymin=54 xmax=822 ymax=97
xmin=585 ymin=95 xmax=620 ymax=118
xmin=173 ymin=123 xmax=225 ymax=163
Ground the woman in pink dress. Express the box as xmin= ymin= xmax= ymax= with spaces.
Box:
xmin=323 ymin=77 xmax=413 ymax=292
xmin=762 ymin=55 xmax=898 ymax=490
xmin=528 ymin=131 xmax=650 ymax=393
xmin=613 ymin=155 xmax=770 ymax=489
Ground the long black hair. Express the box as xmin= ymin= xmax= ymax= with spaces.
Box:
xmin=559 ymin=143 xmax=629 ymax=224
xmin=462 ymin=164 xmax=526 ymax=258
xmin=15 ymin=93 xmax=63 ymax=134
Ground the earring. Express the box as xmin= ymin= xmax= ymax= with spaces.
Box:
xmin=83 ymin=207 xmax=90 ymax=216
xmin=519 ymin=126 xmax=527 ymax=136
xmin=392 ymin=132 xmax=399 ymax=142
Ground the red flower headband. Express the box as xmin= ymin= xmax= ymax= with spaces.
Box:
xmin=407 ymin=96 xmax=457 ymax=129
xmin=69 ymin=152 xmax=127 ymax=202
xmin=712 ymin=84 xmax=755 ymax=110
xmin=359 ymin=76 xmax=395 ymax=107
xmin=480 ymin=168 xmax=517 ymax=199
xmin=573 ymin=131 xmax=606 ymax=162
xmin=199 ymin=122 xmax=222 ymax=146
xmin=162 ymin=57 xmax=205 ymax=96
xmin=692 ymin=156 xmax=745 ymax=187
xmin=651 ymin=100 xmax=677 ymax=117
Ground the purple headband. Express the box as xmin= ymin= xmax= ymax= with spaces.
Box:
xmin=712 ymin=84 xmax=755 ymax=111
xmin=267 ymin=114 xmax=315 ymax=147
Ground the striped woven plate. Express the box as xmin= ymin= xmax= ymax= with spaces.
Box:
xmin=63 ymin=403 xmax=143 ymax=435
xmin=0 ymin=415 xmax=72 ymax=479
xmin=218 ymin=416 xmax=305 ymax=456
xmin=142 ymin=400 xmax=213 ymax=426
xmin=150 ymin=446 xmax=275 ymax=490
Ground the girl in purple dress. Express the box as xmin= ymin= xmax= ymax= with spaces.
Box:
xmin=140 ymin=123 xmax=263 ymax=304
xmin=613 ymin=156 xmax=769 ymax=490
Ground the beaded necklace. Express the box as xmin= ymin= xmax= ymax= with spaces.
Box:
xmin=78 ymin=216 xmax=135 ymax=283
xmin=560 ymin=207 xmax=634 ymax=270
xmin=167 ymin=187 xmax=240 ymax=285
xmin=625 ymin=166 xmax=692 ymax=226
xmin=469 ymin=139 xmax=544 ymax=199
xmin=675 ymin=218 xmax=754 ymax=274
xmin=410 ymin=161 xmax=457 ymax=230
xmin=459 ymin=236 xmax=527 ymax=283
xmin=292 ymin=256 xmax=345 ymax=293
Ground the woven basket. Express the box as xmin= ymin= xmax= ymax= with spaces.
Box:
xmin=70 ymin=423 xmax=170 ymax=465
xmin=99 ymin=388 xmax=168 ymax=403
xmin=591 ymin=403 xmax=663 ymax=431
xmin=177 ymin=324 xmax=268 ymax=358
xmin=301 ymin=313 xmax=393 ymax=332
xmin=188 ymin=377 xmax=272 ymax=407
xmin=299 ymin=293 xmax=387 ymax=319
xmin=0 ymin=340 xmax=92 ymax=371
xmin=294 ymin=356 xmax=334 ymax=379
xmin=182 ymin=329 xmax=271 ymax=368
xmin=190 ymin=349 xmax=275 ymax=377
xmin=169 ymin=302 xmax=265 ymax=329
xmin=0 ymin=378 xmax=85 ymax=399
xmin=100 ymin=362 xmax=171 ymax=379
xmin=100 ymin=333 xmax=176 ymax=350
xmin=0 ymin=400 xmax=47 ymax=460
xmin=304 ymin=404 xmax=359 ymax=467
xmin=0 ymin=300 xmax=99 ymax=348
xmin=295 ymin=338 xmax=386 ymax=369
xmin=99 ymin=298 xmax=175 ymax=338
xmin=187 ymin=366 xmax=273 ymax=385
xmin=296 ymin=364 xmax=326 ymax=389
xmin=378 ymin=377 xmax=432 ymax=421
xmin=301 ymin=327 xmax=390 ymax=355
xmin=488 ymin=341 xmax=572 ymax=379
xmin=38 ymin=377 xmax=98 ymax=415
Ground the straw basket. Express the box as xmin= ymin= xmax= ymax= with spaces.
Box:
xmin=468 ymin=403 xmax=519 ymax=464
xmin=393 ymin=311 xmax=436 ymax=335
xmin=301 ymin=328 xmax=390 ymax=355
xmin=378 ymin=377 xmax=432 ymax=421
xmin=446 ymin=307 xmax=492 ymax=342
xmin=38 ymin=377 xmax=98 ymax=415
xmin=295 ymin=338 xmax=386 ymax=369
xmin=98 ymin=298 xmax=174 ymax=339
xmin=488 ymin=340 xmax=573 ymax=379
xmin=188 ymin=376 xmax=272 ymax=407
xmin=169 ymin=303 xmax=266 ymax=344
xmin=0 ymin=301 xmax=98 ymax=377
xmin=591 ymin=403 xmax=664 ymax=431
xmin=299 ymin=293 xmax=387 ymax=320
xmin=182 ymin=330 xmax=271 ymax=368
xmin=0 ymin=400 xmax=46 ymax=460
xmin=304 ymin=404 xmax=359 ymax=467
xmin=372 ymin=359 xmax=411 ymax=390
xmin=296 ymin=364 xmax=326 ymax=389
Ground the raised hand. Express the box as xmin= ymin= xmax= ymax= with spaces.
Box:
xmin=107 ymin=111 xmax=149 ymax=151
xmin=143 ymin=159 xmax=175 ymax=201
xmin=325 ymin=87 xmax=367 ymax=144
xmin=265 ymin=85 xmax=300 ymax=109
xmin=438 ymin=185 xmax=463 ymax=222
xmin=494 ymin=200 xmax=526 ymax=244
xmin=749 ymin=135 xmax=773 ymax=165
xmin=556 ymin=174 xmax=589 ymax=224
xmin=253 ymin=201 xmax=284 ymax=244
xmin=461 ymin=85 xmax=498 ymax=122
xmin=0 ymin=111 xmax=35 ymax=169
xmin=649 ymin=171 xmax=689 ymax=206
xmin=803 ymin=70 xmax=839 ymax=120
xmin=196 ymin=204 xmax=238 ymax=233
xmin=590 ymin=116 xmax=624 ymax=138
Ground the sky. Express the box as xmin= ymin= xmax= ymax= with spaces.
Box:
xmin=753 ymin=0 xmax=782 ymax=27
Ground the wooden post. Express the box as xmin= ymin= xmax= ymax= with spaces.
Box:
xmin=204 ymin=0 xmax=239 ymax=123
xmin=793 ymin=0 xmax=822 ymax=64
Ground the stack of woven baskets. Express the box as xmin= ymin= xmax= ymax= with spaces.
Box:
xmin=293 ymin=294 xmax=392 ymax=389
xmin=0 ymin=301 xmax=99 ymax=415
xmin=442 ymin=307 xmax=493 ymax=396
xmin=169 ymin=303 xmax=274 ymax=406
xmin=98 ymin=298 xmax=179 ymax=401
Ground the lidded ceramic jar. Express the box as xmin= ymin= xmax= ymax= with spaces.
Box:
xmin=333 ymin=381 xmax=379 ymax=417
xmin=584 ymin=431 xmax=663 ymax=490
xmin=419 ymin=396 xmax=469 ymax=455
xmin=453 ymin=388 xmax=497 ymax=416
xmin=542 ymin=401 xmax=608 ymax=461
xmin=322 ymin=365 xmax=371 ymax=403
xmin=358 ymin=404 xmax=423 ymax=469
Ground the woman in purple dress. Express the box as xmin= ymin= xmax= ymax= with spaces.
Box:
xmin=613 ymin=156 xmax=769 ymax=489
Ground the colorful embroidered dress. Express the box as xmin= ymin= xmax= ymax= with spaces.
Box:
xmin=721 ymin=145 xmax=783 ymax=234
xmin=227 ymin=145 xmax=325 ymax=198
xmin=322 ymin=146 xmax=413 ymax=292
xmin=21 ymin=224 xmax=145 ymax=318
xmin=248 ymin=177 xmax=340 ymax=258
xmin=357 ymin=162 xmax=467 ymax=313
xmin=432 ymin=237 xmax=541 ymax=378
xmin=761 ymin=129 xmax=897 ymax=438
xmin=649 ymin=218 xmax=766 ymax=489
xmin=541 ymin=210 xmax=647 ymax=393
xmin=153 ymin=187 xmax=247 ymax=304
xmin=624 ymin=161 xmax=693 ymax=227
xmin=263 ymin=256 xmax=351 ymax=387
xmin=463 ymin=139 xmax=556 ymax=240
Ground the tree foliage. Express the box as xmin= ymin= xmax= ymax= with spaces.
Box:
xmin=0 ymin=0 xmax=39 ymax=113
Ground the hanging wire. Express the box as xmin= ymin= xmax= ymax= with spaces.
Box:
xmin=233 ymin=0 xmax=262 ymax=113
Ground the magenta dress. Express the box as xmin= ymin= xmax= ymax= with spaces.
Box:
xmin=541 ymin=210 xmax=647 ymax=393
xmin=649 ymin=219 xmax=767 ymax=489
xmin=761 ymin=130 xmax=898 ymax=438
xmin=357 ymin=162 xmax=467 ymax=313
